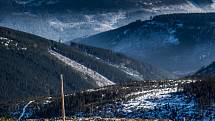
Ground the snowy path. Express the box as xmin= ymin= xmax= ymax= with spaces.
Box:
xmin=49 ymin=49 xmax=115 ymax=87
xmin=18 ymin=100 xmax=35 ymax=121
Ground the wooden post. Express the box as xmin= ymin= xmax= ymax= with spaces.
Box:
xmin=61 ymin=74 xmax=66 ymax=121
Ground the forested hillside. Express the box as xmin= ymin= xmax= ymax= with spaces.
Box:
xmin=0 ymin=26 xmax=173 ymax=102
xmin=75 ymin=13 xmax=215 ymax=76
xmin=183 ymin=62 xmax=215 ymax=108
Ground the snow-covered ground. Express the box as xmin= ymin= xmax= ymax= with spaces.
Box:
xmin=113 ymin=80 xmax=214 ymax=120
xmin=62 ymin=79 xmax=214 ymax=120
xmin=0 ymin=36 xmax=27 ymax=50
xmin=121 ymin=80 xmax=195 ymax=111
xmin=87 ymin=53 xmax=144 ymax=80
xmin=122 ymin=87 xmax=178 ymax=111
xmin=8 ymin=79 xmax=215 ymax=120
xmin=18 ymin=100 xmax=35 ymax=121
xmin=49 ymin=49 xmax=115 ymax=87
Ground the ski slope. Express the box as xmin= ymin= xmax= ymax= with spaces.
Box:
xmin=49 ymin=49 xmax=115 ymax=87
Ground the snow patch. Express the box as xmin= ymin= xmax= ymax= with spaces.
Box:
xmin=165 ymin=29 xmax=180 ymax=45
xmin=49 ymin=49 xmax=115 ymax=87
xmin=0 ymin=36 xmax=27 ymax=50
xmin=18 ymin=100 xmax=35 ymax=121
xmin=123 ymin=87 xmax=178 ymax=111
xmin=87 ymin=54 xmax=144 ymax=80
xmin=122 ymin=80 xmax=197 ymax=112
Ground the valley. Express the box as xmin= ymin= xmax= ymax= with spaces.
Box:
xmin=75 ymin=13 xmax=215 ymax=76
xmin=1 ymin=25 xmax=215 ymax=120
xmin=0 ymin=1 xmax=215 ymax=121
xmin=0 ymin=26 xmax=173 ymax=102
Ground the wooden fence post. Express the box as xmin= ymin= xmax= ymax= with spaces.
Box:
xmin=61 ymin=74 xmax=66 ymax=121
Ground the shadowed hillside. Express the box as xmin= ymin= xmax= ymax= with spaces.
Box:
xmin=75 ymin=13 xmax=215 ymax=76
xmin=0 ymin=26 xmax=173 ymax=102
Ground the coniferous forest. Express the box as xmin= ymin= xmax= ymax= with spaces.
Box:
xmin=0 ymin=0 xmax=215 ymax=120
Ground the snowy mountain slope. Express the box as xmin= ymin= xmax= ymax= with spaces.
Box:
xmin=3 ymin=79 xmax=214 ymax=120
xmin=0 ymin=26 xmax=173 ymax=102
xmin=49 ymin=49 xmax=115 ymax=87
xmin=75 ymin=13 xmax=215 ymax=76
xmin=69 ymin=42 xmax=176 ymax=81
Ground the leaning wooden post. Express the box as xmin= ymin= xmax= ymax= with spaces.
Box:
xmin=60 ymin=74 xmax=66 ymax=121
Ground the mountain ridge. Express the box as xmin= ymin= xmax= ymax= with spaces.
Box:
xmin=74 ymin=12 xmax=215 ymax=76
xmin=0 ymin=26 xmax=174 ymax=102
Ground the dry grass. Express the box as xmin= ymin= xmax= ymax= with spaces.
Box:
xmin=0 ymin=117 xmax=16 ymax=121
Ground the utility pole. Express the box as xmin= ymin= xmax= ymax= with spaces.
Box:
xmin=60 ymin=74 xmax=66 ymax=121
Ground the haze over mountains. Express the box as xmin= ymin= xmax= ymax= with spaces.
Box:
xmin=0 ymin=0 xmax=215 ymax=41
xmin=195 ymin=61 xmax=215 ymax=76
xmin=1 ymin=1 xmax=215 ymax=120
xmin=75 ymin=13 xmax=215 ymax=76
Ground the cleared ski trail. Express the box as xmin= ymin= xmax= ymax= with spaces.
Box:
xmin=49 ymin=49 xmax=115 ymax=87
